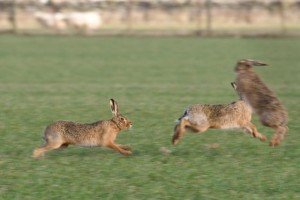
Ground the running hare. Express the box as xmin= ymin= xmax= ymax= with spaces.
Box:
xmin=234 ymin=59 xmax=288 ymax=146
xmin=172 ymin=82 xmax=266 ymax=145
xmin=33 ymin=99 xmax=132 ymax=158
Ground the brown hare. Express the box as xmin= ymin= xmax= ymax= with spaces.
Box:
xmin=234 ymin=59 xmax=288 ymax=146
xmin=33 ymin=99 xmax=132 ymax=158
xmin=172 ymin=82 xmax=266 ymax=145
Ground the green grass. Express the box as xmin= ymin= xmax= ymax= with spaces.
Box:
xmin=0 ymin=35 xmax=299 ymax=199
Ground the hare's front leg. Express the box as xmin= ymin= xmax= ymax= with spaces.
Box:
xmin=117 ymin=144 xmax=132 ymax=151
xmin=269 ymin=126 xmax=287 ymax=146
xmin=243 ymin=122 xmax=266 ymax=142
xmin=107 ymin=142 xmax=132 ymax=155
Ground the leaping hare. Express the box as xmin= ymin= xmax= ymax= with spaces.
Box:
xmin=234 ymin=59 xmax=288 ymax=146
xmin=172 ymin=82 xmax=266 ymax=145
xmin=33 ymin=99 xmax=132 ymax=158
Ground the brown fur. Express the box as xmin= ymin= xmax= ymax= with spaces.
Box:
xmin=234 ymin=59 xmax=288 ymax=146
xmin=32 ymin=99 xmax=132 ymax=158
xmin=172 ymin=83 xmax=266 ymax=145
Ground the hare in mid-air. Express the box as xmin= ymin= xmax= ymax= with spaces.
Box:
xmin=234 ymin=59 xmax=288 ymax=146
xmin=33 ymin=99 xmax=132 ymax=158
xmin=172 ymin=82 xmax=266 ymax=145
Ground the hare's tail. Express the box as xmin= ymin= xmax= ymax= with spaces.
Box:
xmin=175 ymin=110 xmax=188 ymax=123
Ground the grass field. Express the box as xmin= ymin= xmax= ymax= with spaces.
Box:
xmin=0 ymin=35 xmax=299 ymax=199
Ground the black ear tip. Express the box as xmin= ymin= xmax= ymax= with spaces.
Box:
xmin=110 ymin=98 xmax=115 ymax=103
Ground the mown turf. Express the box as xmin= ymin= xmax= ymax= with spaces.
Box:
xmin=0 ymin=35 xmax=299 ymax=199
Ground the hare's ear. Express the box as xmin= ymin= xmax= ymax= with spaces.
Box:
xmin=247 ymin=59 xmax=268 ymax=66
xmin=238 ymin=59 xmax=268 ymax=67
xmin=110 ymin=98 xmax=119 ymax=116
xmin=231 ymin=82 xmax=237 ymax=90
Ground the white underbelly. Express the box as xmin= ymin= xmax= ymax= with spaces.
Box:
xmin=220 ymin=123 xmax=241 ymax=129
xmin=77 ymin=140 xmax=100 ymax=147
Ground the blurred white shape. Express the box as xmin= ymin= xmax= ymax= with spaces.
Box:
xmin=34 ymin=12 xmax=67 ymax=30
xmin=64 ymin=11 xmax=102 ymax=31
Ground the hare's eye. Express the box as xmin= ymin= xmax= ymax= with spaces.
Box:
xmin=120 ymin=117 xmax=125 ymax=121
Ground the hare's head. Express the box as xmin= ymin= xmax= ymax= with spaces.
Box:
xmin=235 ymin=59 xmax=267 ymax=72
xmin=110 ymin=99 xmax=132 ymax=130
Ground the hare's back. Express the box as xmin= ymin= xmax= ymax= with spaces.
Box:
xmin=45 ymin=120 xmax=100 ymax=136
xmin=44 ymin=120 xmax=107 ymax=145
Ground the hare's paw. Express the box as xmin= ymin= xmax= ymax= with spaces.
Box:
xmin=269 ymin=134 xmax=283 ymax=146
xmin=269 ymin=139 xmax=280 ymax=147
xmin=121 ymin=150 xmax=132 ymax=156
xmin=258 ymin=134 xmax=267 ymax=142
xmin=119 ymin=144 xmax=131 ymax=151
xmin=172 ymin=135 xmax=180 ymax=145
xmin=32 ymin=148 xmax=44 ymax=158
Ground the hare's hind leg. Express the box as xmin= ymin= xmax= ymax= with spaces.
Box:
xmin=243 ymin=122 xmax=266 ymax=142
xmin=172 ymin=118 xmax=189 ymax=145
xmin=172 ymin=118 xmax=209 ymax=145
xmin=270 ymin=126 xmax=287 ymax=146
xmin=33 ymin=142 xmax=62 ymax=158
xmin=32 ymin=132 xmax=64 ymax=158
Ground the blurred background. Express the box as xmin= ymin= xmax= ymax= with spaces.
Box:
xmin=1 ymin=1 xmax=300 ymax=199
xmin=1 ymin=0 xmax=300 ymax=36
